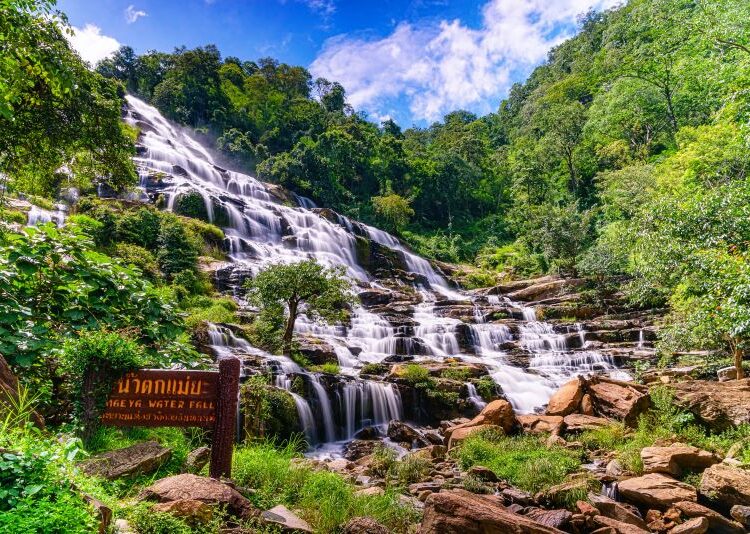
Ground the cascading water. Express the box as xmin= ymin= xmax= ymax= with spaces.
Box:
xmin=126 ymin=95 xmax=630 ymax=451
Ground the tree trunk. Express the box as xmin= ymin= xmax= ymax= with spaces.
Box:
xmin=282 ymin=300 xmax=298 ymax=357
xmin=735 ymin=345 xmax=745 ymax=380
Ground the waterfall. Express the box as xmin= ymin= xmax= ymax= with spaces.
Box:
xmin=125 ymin=95 xmax=630 ymax=449
xmin=27 ymin=204 xmax=66 ymax=226
xmin=466 ymin=383 xmax=486 ymax=410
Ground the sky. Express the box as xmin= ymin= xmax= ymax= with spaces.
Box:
xmin=59 ymin=0 xmax=622 ymax=127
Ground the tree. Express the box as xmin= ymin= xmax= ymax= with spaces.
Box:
xmin=245 ymin=260 xmax=354 ymax=356
xmin=372 ymin=192 xmax=414 ymax=234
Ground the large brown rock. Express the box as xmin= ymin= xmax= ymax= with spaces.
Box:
xmin=138 ymin=474 xmax=257 ymax=518
xmin=588 ymin=494 xmax=648 ymax=529
xmin=673 ymin=501 xmax=745 ymax=534
xmin=591 ymin=515 xmax=649 ymax=533
xmin=444 ymin=399 xmax=515 ymax=447
xmin=640 ymin=444 xmax=720 ymax=476
xmin=617 ymin=474 xmax=697 ymax=509
xmin=261 ymin=505 xmax=313 ymax=532
xmin=671 ymin=379 xmax=750 ymax=431
xmin=517 ymin=415 xmax=564 ymax=434
xmin=670 ymin=517 xmax=709 ymax=534
xmin=699 ymin=463 xmax=750 ymax=508
xmin=419 ymin=489 xmax=566 ymax=533
xmin=343 ymin=517 xmax=390 ymax=534
xmin=587 ymin=377 xmax=651 ymax=426
xmin=80 ymin=441 xmax=171 ymax=480
xmin=546 ymin=377 xmax=585 ymax=416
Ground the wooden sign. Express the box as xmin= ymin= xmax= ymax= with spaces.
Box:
xmin=101 ymin=358 xmax=240 ymax=479
xmin=102 ymin=369 xmax=219 ymax=427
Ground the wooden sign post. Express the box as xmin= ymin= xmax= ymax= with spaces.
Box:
xmin=101 ymin=357 xmax=240 ymax=479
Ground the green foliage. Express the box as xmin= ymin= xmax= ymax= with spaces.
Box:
xmin=453 ymin=429 xmax=582 ymax=494
xmin=393 ymin=454 xmax=431 ymax=485
xmin=372 ymin=193 xmax=414 ymax=233
xmin=173 ymin=190 xmax=209 ymax=222
xmin=157 ymin=215 xmax=200 ymax=279
xmin=440 ymin=367 xmax=471 ymax=381
xmin=369 ymin=444 xmax=397 ymax=478
xmin=128 ymin=505 xmax=193 ymax=534
xmin=114 ymin=243 xmax=161 ymax=280
xmin=360 ymin=363 xmax=388 ymax=376
xmin=309 ymin=363 xmax=340 ymax=375
xmin=241 ymin=375 xmax=300 ymax=441
xmin=397 ymin=364 xmax=431 ymax=385
xmin=0 ymin=208 xmax=27 ymax=225
xmin=60 ymin=330 xmax=146 ymax=442
xmin=183 ymin=296 xmax=238 ymax=329
xmin=1 ymin=0 xmax=136 ymax=197
xmin=246 ymin=260 xmax=354 ymax=355
xmin=0 ymin=224 xmax=186 ymax=369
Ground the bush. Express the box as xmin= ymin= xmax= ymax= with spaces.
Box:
xmin=114 ymin=243 xmax=160 ymax=279
xmin=369 ymin=445 xmax=397 ymax=478
xmin=157 ymin=215 xmax=200 ymax=278
xmin=183 ymin=296 xmax=238 ymax=329
xmin=360 ymin=363 xmax=388 ymax=376
xmin=440 ymin=367 xmax=471 ymax=381
xmin=116 ymin=207 xmax=161 ymax=249
xmin=173 ymin=190 xmax=209 ymax=222
xmin=310 ymin=363 xmax=340 ymax=375
xmin=60 ymin=330 xmax=146 ymax=443
xmin=128 ymin=504 xmax=193 ymax=534
xmin=0 ymin=493 xmax=97 ymax=534
xmin=0 ymin=208 xmax=28 ymax=225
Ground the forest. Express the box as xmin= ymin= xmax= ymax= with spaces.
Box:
xmin=3 ymin=0 xmax=750 ymax=532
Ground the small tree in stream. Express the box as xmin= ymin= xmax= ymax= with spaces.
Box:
xmin=245 ymin=260 xmax=354 ymax=356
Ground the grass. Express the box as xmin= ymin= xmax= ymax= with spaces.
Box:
xmin=309 ymin=363 xmax=340 ymax=375
xmin=397 ymin=364 xmax=431 ymax=385
xmin=452 ymin=428 xmax=583 ymax=494
xmin=440 ymin=367 xmax=471 ymax=381
xmin=231 ymin=440 xmax=420 ymax=533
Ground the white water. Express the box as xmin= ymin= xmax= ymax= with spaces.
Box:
xmin=26 ymin=204 xmax=66 ymax=226
xmin=126 ymin=95 xmax=629 ymax=448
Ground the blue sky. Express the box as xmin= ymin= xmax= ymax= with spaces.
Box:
xmin=60 ymin=0 xmax=621 ymax=126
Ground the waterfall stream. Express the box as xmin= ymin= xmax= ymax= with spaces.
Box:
xmin=126 ymin=95 xmax=627 ymax=450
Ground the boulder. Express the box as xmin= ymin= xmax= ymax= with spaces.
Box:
xmin=343 ymin=440 xmax=378 ymax=461
xmin=563 ymin=414 xmax=611 ymax=432
xmin=718 ymin=367 xmax=738 ymax=382
xmin=419 ymin=489 xmax=566 ymax=533
xmin=83 ymin=494 xmax=112 ymax=534
xmin=674 ymin=501 xmax=745 ymax=534
xmin=617 ymin=474 xmax=697 ymax=509
xmin=671 ymin=379 xmax=750 ymax=431
xmin=588 ymin=494 xmax=647 ymax=529
xmin=591 ymin=515 xmax=650 ymax=533
xmin=261 ymin=505 xmax=312 ymax=532
xmin=296 ymin=336 xmax=337 ymax=365
xmin=699 ymin=463 xmax=750 ymax=508
xmin=730 ymin=505 xmax=750 ymax=528
xmin=587 ymin=377 xmax=651 ymax=426
xmin=447 ymin=424 xmax=501 ymax=449
xmin=580 ymin=393 xmax=595 ymax=415
xmin=524 ymin=508 xmax=573 ymax=529
xmin=80 ymin=441 xmax=171 ymax=480
xmin=640 ymin=444 xmax=720 ymax=476
xmin=670 ymin=517 xmax=709 ymax=534
xmin=517 ymin=415 xmax=565 ymax=434
xmin=343 ymin=517 xmax=390 ymax=534
xmin=152 ymin=500 xmax=213 ymax=525
xmin=138 ymin=473 xmax=257 ymax=518
xmin=444 ymin=399 xmax=515 ymax=447
xmin=185 ymin=446 xmax=211 ymax=474
xmin=546 ymin=377 xmax=585 ymax=416
xmin=388 ymin=420 xmax=426 ymax=446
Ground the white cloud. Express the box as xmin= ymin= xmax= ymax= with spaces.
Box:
xmin=310 ymin=0 xmax=622 ymax=122
xmin=302 ymin=0 xmax=335 ymax=16
xmin=66 ymin=24 xmax=121 ymax=67
xmin=124 ymin=5 xmax=147 ymax=24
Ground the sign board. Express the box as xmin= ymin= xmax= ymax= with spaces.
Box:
xmin=100 ymin=358 xmax=240 ymax=479
xmin=102 ymin=370 xmax=219 ymax=427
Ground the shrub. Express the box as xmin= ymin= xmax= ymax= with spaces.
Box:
xmin=0 ymin=492 xmax=96 ymax=534
xmin=440 ymin=367 xmax=471 ymax=381
xmin=183 ymin=296 xmax=238 ymax=328
xmin=173 ymin=190 xmax=209 ymax=222
xmin=116 ymin=207 xmax=161 ymax=249
xmin=157 ymin=215 xmax=200 ymax=278
xmin=310 ymin=363 xmax=340 ymax=375
xmin=0 ymin=208 xmax=27 ymax=225
xmin=60 ymin=330 xmax=146 ymax=443
xmin=114 ymin=243 xmax=160 ymax=279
